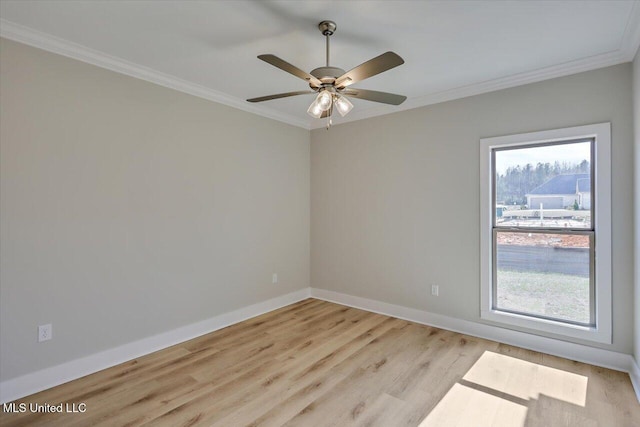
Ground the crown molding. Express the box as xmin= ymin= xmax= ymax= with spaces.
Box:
xmin=312 ymin=46 xmax=634 ymax=129
xmin=0 ymin=19 xmax=311 ymax=130
xmin=2 ymin=13 xmax=638 ymax=132
xmin=621 ymin=1 xmax=640 ymax=61
xmin=313 ymin=2 xmax=640 ymax=129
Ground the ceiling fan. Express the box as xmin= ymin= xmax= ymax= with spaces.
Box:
xmin=247 ymin=20 xmax=407 ymax=128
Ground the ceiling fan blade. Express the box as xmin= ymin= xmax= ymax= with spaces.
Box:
xmin=258 ymin=54 xmax=323 ymax=87
xmin=343 ymin=88 xmax=407 ymax=105
xmin=247 ymin=90 xmax=314 ymax=103
xmin=335 ymin=52 xmax=404 ymax=88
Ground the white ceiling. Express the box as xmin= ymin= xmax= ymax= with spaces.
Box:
xmin=1 ymin=1 xmax=639 ymax=129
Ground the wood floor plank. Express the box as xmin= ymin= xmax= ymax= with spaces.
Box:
xmin=211 ymin=316 xmax=401 ymax=426
xmin=1 ymin=299 xmax=638 ymax=427
xmin=241 ymin=317 xmax=403 ymax=427
xmin=352 ymin=392 xmax=415 ymax=427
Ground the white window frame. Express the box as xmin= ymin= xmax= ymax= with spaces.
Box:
xmin=480 ymin=123 xmax=611 ymax=344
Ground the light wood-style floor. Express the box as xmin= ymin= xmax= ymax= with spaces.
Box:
xmin=1 ymin=299 xmax=638 ymax=426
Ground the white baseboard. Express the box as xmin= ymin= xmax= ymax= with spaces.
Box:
xmin=630 ymin=357 xmax=640 ymax=402
xmin=0 ymin=288 xmax=311 ymax=404
xmin=310 ymin=287 xmax=638 ymax=393
xmin=3 ymin=287 xmax=638 ymax=404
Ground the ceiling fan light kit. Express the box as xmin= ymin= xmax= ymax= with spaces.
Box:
xmin=307 ymin=95 xmax=324 ymax=118
xmin=334 ymin=94 xmax=353 ymax=117
xmin=247 ymin=20 xmax=406 ymax=129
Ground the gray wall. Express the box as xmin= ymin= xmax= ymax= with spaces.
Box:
xmin=311 ymin=63 xmax=633 ymax=353
xmin=634 ymin=48 xmax=640 ymax=364
xmin=0 ymin=39 xmax=310 ymax=381
xmin=1 ymin=35 xmax=636 ymax=384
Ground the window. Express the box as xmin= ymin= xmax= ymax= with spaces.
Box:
xmin=480 ymin=124 xmax=611 ymax=343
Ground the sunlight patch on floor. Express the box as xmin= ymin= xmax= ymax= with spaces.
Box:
xmin=463 ymin=351 xmax=588 ymax=406
xmin=419 ymin=383 xmax=527 ymax=427
xmin=419 ymin=351 xmax=588 ymax=426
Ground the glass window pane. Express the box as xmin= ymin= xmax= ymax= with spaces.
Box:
xmin=494 ymin=140 xmax=592 ymax=229
xmin=494 ymin=231 xmax=592 ymax=325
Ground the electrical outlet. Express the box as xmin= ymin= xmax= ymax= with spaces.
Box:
xmin=431 ymin=285 xmax=439 ymax=297
xmin=38 ymin=324 xmax=52 ymax=342
xmin=272 ymin=273 xmax=278 ymax=284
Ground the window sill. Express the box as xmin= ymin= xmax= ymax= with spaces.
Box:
xmin=481 ymin=308 xmax=611 ymax=344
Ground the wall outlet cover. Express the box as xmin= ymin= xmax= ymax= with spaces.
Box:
xmin=38 ymin=324 xmax=52 ymax=342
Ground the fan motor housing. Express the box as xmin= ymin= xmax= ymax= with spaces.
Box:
xmin=309 ymin=66 xmax=346 ymax=87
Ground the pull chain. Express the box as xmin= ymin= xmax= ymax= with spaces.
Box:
xmin=325 ymin=28 xmax=331 ymax=128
